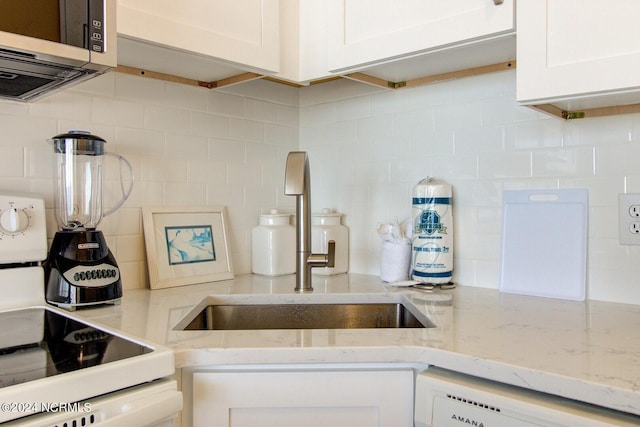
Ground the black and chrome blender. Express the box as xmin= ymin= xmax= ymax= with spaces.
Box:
xmin=45 ymin=131 xmax=133 ymax=310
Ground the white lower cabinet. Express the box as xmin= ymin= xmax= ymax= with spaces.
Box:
xmin=189 ymin=367 xmax=414 ymax=427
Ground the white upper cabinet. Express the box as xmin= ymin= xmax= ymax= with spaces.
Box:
xmin=327 ymin=0 xmax=515 ymax=74
xmin=517 ymin=0 xmax=640 ymax=110
xmin=115 ymin=0 xmax=517 ymax=86
xmin=117 ymin=0 xmax=279 ymax=76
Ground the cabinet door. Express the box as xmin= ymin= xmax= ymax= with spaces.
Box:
xmin=327 ymin=0 xmax=514 ymax=72
xmin=517 ymin=0 xmax=640 ymax=105
xmin=192 ymin=369 xmax=414 ymax=427
xmin=117 ymin=0 xmax=279 ymax=73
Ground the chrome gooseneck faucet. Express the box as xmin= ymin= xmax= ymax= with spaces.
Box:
xmin=284 ymin=151 xmax=335 ymax=292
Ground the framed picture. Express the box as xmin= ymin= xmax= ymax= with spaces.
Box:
xmin=142 ymin=206 xmax=234 ymax=289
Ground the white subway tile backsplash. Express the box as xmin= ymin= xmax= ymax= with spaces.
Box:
xmin=144 ymin=105 xmax=190 ymax=133
xmin=207 ymin=183 xmax=244 ymax=213
xmin=300 ymin=69 xmax=640 ymax=304
xmin=532 ymin=147 xmax=595 ymax=177
xmin=596 ymin=142 xmax=640 ymax=176
xmin=229 ymin=118 xmax=264 ymax=143
xmin=164 ymin=82 xmax=208 ymax=112
xmin=565 ymin=115 xmax=633 ymax=146
xmin=209 ymin=138 xmax=245 ymax=163
xmin=100 ymin=207 xmax=141 ymax=236
xmin=140 ymin=157 xmax=187 ymax=182
xmin=473 ymin=259 xmax=501 ymax=289
xmin=190 ymin=112 xmax=229 ymax=138
xmin=91 ymin=97 xmax=144 ymax=127
xmin=114 ymin=73 xmax=166 ymax=104
xmin=372 ymin=90 xmax=411 ymax=116
xmin=435 ymin=102 xmax=484 ymax=132
xmin=0 ymin=68 xmax=638 ymax=304
xmin=135 ymin=181 xmax=164 ymax=206
xmin=454 ymin=126 xmax=504 ymax=154
xmin=276 ymin=104 xmax=299 ymax=127
xmin=432 ymin=153 xmax=478 ymax=179
xmin=208 ymin=91 xmax=246 ymax=117
xmin=0 ymin=100 xmax=29 ymax=116
xmin=73 ymin=72 xmax=115 ymax=97
xmin=0 ymin=145 xmax=25 ymax=178
xmin=478 ymin=151 xmax=531 ymax=179
xmin=300 ymin=102 xmax=336 ymax=126
xmin=25 ymin=145 xmax=51 ymax=179
xmin=115 ymin=234 xmax=146 ymax=263
xmin=264 ymin=123 xmax=297 ymax=147
xmin=623 ymin=174 xmax=640 ymax=193
xmin=223 ymin=79 xmax=298 ymax=105
xmin=187 ymin=160 xmax=227 ymax=184
xmin=505 ymin=120 xmax=564 ymax=150
xmin=357 ymin=115 xmax=394 ymax=143
xmin=559 ymin=176 xmax=622 ymax=206
xmin=0 ymin=114 xmax=57 ymax=144
xmin=115 ymin=127 xmax=166 ymax=158
xmin=245 ymin=98 xmax=278 ymax=123
xmin=163 ymin=182 xmax=207 ymax=205
xmin=29 ymin=92 xmax=92 ymax=121
xmin=166 ymin=133 xmax=208 ymax=159
xmin=335 ymin=96 xmax=372 ymax=121
xmin=397 ymin=109 xmax=437 ymax=140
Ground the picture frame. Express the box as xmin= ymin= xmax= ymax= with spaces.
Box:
xmin=142 ymin=206 xmax=234 ymax=289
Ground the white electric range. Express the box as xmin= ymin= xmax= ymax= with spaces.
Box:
xmin=0 ymin=192 xmax=181 ymax=426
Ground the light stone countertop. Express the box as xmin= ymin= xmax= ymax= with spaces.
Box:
xmin=77 ymin=273 xmax=640 ymax=417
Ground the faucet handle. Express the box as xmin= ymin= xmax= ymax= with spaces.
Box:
xmin=327 ymin=240 xmax=336 ymax=268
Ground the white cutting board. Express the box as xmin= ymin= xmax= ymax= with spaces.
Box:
xmin=500 ymin=189 xmax=588 ymax=301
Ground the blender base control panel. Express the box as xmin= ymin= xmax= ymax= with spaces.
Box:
xmin=64 ymin=264 xmax=120 ymax=287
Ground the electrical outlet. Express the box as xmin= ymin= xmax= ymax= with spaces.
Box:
xmin=619 ymin=194 xmax=640 ymax=245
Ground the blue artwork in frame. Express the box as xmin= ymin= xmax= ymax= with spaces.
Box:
xmin=165 ymin=225 xmax=216 ymax=265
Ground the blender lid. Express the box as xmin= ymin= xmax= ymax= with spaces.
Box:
xmin=52 ymin=130 xmax=106 ymax=155
xmin=52 ymin=130 xmax=107 ymax=141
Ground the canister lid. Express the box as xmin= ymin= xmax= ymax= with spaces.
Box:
xmin=259 ymin=209 xmax=291 ymax=226
xmin=312 ymin=208 xmax=342 ymax=225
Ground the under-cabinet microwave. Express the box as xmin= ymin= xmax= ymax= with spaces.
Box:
xmin=0 ymin=0 xmax=116 ymax=101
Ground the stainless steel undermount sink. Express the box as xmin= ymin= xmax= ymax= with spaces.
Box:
xmin=178 ymin=298 xmax=434 ymax=330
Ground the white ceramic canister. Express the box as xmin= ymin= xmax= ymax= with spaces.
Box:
xmin=411 ymin=178 xmax=453 ymax=284
xmin=312 ymin=208 xmax=349 ymax=275
xmin=251 ymin=209 xmax=295 ymax=276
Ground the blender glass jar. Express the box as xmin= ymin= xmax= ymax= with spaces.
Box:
xmin=51 ymin=131 xmax=133 ymax=231
xmin=53 ymin=131 xmax=106 ymax=230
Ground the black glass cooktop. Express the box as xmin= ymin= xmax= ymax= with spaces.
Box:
xmin=0 ymin=308 xmax=153 ymax=388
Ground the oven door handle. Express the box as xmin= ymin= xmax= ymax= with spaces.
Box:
xmin=97 ymin=389 xmax=183 ymax=426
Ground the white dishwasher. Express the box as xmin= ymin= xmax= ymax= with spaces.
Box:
xmin=415 ymin=367 xmax=640 ymax=427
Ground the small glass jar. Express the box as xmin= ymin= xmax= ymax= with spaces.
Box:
xmin=312 ymin=208 xmax=349 ymax=275
xmin=251 ymin=209 xmax=295 ymax=276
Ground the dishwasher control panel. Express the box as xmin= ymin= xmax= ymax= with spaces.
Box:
xmin=415 ymin=367 xmax=640 ymax=427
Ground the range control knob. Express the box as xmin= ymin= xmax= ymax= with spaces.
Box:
xmin=0 ymin=208 xmax=29 ymax=234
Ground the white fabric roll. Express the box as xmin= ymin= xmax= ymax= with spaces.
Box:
xmin=380 ymin=241 xmax=411 ymax=282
